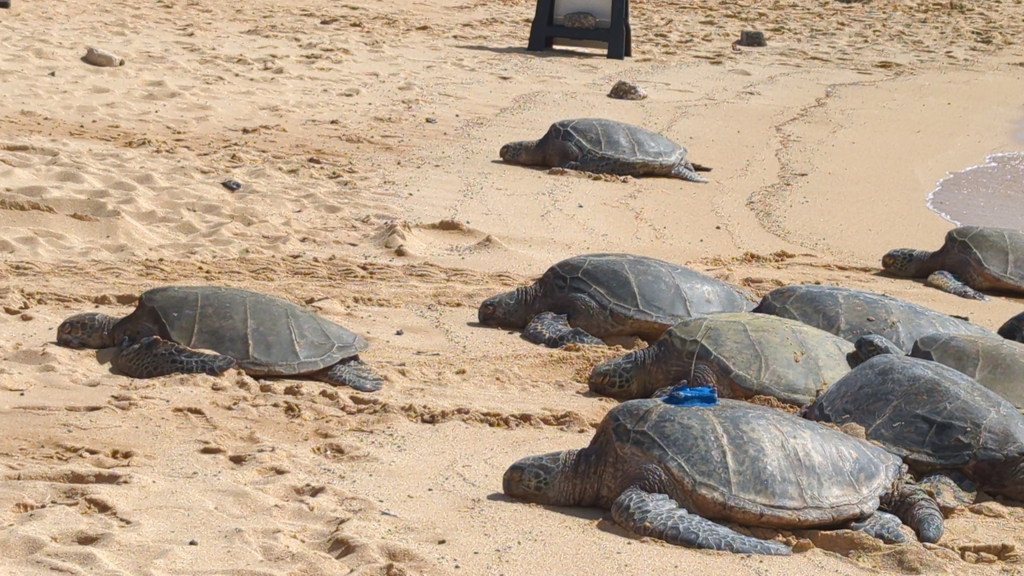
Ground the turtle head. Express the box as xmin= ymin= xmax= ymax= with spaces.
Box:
xmin=589 ymin=350 xmax=649 ymax=399
xmin=56 ymin=313 xmax=118 ymax=349
xmin=478 ymin=287 xmax=533 ymax=329
xmin=499 ymin=140 xmax=541 ymax=166
xmin=881 ymin=248 xmax=932 ymax=278
xmin=851 ymin=334 xmax=903 ymax=365
xmin=503 ymin=449 xmax=582 ymax=506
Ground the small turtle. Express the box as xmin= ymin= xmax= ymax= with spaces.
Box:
xmin=882 ymin=226 xmax=1024 ymax=300
xmin=503 ymin=397 xmax=943 ymax=555
xmin=588 ymin=312 xmax=854 ymax=404
xmin=478 ymin=253 xmax=754 ymax=347
xmin=499 ymin=118 xmax=712 ymax=182
xmin=753 ymin=284 xmax=995 ymax=352
xmin=998 ymin=310 xmax=1024 ymax=342
xmin=56 ymin=286 xmax=383 ymax=391
xmin=802 ymin=343 xmax=1024 ymax=502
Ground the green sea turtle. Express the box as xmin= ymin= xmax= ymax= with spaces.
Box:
xmin=499 ymin=118 xmax=712 ymax=182
xmin=803 ymin=341 xmax=1024 ymax=502
xmin=910 ymin=333 xmax=1024 ymax=409
xmin=882 ymin=226 xmax=1024 ymax=300
xmin=478 ymin=253 xmax=755 ymax=348
xmin=588 ymin=312 xmax=854 ymax=404
xmin=503 ymin=397 xmax=944 ymax=555
xmin=753 ymin=284 xmax=995 ymax=352
xmin=56 ymin=285 xmax=383 ymax=391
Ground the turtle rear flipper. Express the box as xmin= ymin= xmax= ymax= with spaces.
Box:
xmin=117 ymin=336 xmax=236 ymax=378
xmin=671 ymin=162 xmax=709 ymax=183
xmin=611 ymin=486 xmax=792 ymax=555
xmin=926 ymin=270 xmax=989 ymax=300
xmin=316 ymin=357 xmax=383 ymax=392
xmin=882 ymin=480 xmax=944 ymax=543
xmin=523 ymin=312 xmax=605 ymax=348
xmin=847 ymin=511 xmax=908 ymax=544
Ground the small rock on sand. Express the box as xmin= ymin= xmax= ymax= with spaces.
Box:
xmin=82 ymin=47 xmax=125 ymax=67
xmin=608 ymin=80 xmax=647 ymax=101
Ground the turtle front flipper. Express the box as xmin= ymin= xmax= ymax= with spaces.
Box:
xmin=847 ymin=511 xmax=908 ymax=544
xmin=926 ymin=270 xmax=989 ymax=300
xmin=522 ymin=312 xmax=605 ymax=348
xmin=882 ymin=478 xmax=944 ymax=543
xmin=610 ymin=486 xmax=792 ymax=555
xmin=116 ymin=336 xmax=236 ymax=378
xmin=671 ymin=162 xmax=709 ymax=183
xmin=316 ymin=356 xmax=384 ymax=392
xmin=917 ymin=471 xmax=977 ymax=517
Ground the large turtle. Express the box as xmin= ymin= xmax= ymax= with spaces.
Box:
xmin=499 ymin=118 xmax=712 ymax=182
xmin=503 ymin=396 xmax=943 ymax=555
xmin=478 ymin=253 xmax=755 ymax=348
xmin=802 ymin=343 xmax=1024 ymax=502
xmin=56 ymin=286 xmax=383 ymax=391
xmin=588 ymin=312 xmax=854 ymax=404
xmin=882 ymin=226 xmax=1024 ymax=300
xmin=910 ymin=333 xmax=1024 ymax=409
xmin=753 ymin=284 xmax=995 ymax=352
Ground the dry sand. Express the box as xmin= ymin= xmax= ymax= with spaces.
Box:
xmin=3 ymin=0 xmax=1024 ymax=573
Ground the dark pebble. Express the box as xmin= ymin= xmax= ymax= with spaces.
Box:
xmin=395 ymin=329 xmax=404 ymax=336
xmin=188 ymin=539 xmax=199 ymax=546
xmin=221 ymin=179 xmax=242 ymax=191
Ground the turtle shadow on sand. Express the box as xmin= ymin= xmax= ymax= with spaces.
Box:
xmin=487 ymin=492 xmax=606 ymax=521
xmin=456 ymin=45 xmax=607 ymax=59
xmin=94 ymin=347 xmax=119 ymax=369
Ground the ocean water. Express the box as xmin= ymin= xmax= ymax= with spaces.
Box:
xmin=927 ymin=151 xmax=1024 ymax=230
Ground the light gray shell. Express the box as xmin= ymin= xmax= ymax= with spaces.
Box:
xmin=753 ymin=284 xmax=995 ymax=352
xmin=539 ymin=253 xmax=754 ymax=340
xmin=911 ymin=333 xmax=1024 ymax=409
xmin=595 ymin=398 xmax=903 ymax=527
xmin=547 ymin=119 xmax=688 ymax=170
xmin=127 ymin=286 xmax=367 ymax=376
xmin=655 ymin=313 xmax=854 ymax=405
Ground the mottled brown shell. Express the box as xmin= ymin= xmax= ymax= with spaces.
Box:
xmin=657 ymin=313 xmax=854 ymax=405
xmin=940 ymin=226 xmax=1024 ymax=291
xmin=595 ymin=398 xmax=902 ymax=526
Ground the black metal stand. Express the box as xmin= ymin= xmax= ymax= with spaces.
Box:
xmin=526 ymin=0 xmax=631 ymax=60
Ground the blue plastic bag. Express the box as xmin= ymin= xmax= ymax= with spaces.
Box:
xmin=662 ymin=384 xmax=719 ymax=407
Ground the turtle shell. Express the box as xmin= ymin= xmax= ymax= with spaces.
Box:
xmin=753 ymin=284 xmax=995 ymax=352
xmin=910 ymin=333 xmax=1024 ymax=409
xmin=802 ymin=354 xmax=1024 ymax=500
xmin=941 ymin=226 xmax=1024 ymax=291
xmin=548 ymin=119 xmax=687 ymax=170
xmin=626 ymin=312 xmax=853 ymax=404
xmin=593 ymin=398 xmax=902 ymax=527
xmin=538 ymin=253 xmax=754 ymax=340
xmin=124 ymin=286 xmax=367 ymax=376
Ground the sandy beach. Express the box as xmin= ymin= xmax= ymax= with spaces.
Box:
xmin=4 ymin=0 xmax=1024 ymax=573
